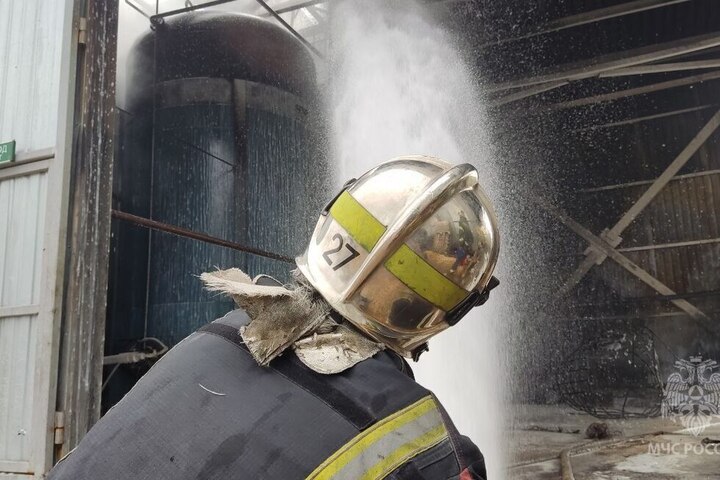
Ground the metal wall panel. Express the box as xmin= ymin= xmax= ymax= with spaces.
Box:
xmin=0 ymin=171 xmax=47 ymax=470
xmin=0 ymin=0 xmax=66 ymax=152
xmin=0 ymin=173 xmax=47 ymax=307
xmin=0 ymin=314 xmax=38 ymax=465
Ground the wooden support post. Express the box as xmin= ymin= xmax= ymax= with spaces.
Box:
xmin=55 ymin=0 xmax=118 ymax=459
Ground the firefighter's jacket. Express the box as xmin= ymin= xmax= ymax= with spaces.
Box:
xmin=47 ymin=308 xmax=487 ymax=479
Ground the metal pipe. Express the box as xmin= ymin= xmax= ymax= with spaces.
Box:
xmin=148 ymin=0 xmax=237 ymax=21
xmin=111 ymin=209 xmax=294 ymax=263
xmin=253 ymin=0 xmax=324 ymax=59
xmin=580 ymin=169 xmax=720 ymax=192
xmin=260 ymin=0 xmax=327 ymax=15
xmin=482 ymin=0 xmax=692 ymax=48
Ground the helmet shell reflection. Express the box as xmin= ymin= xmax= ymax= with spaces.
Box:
xmin=296 ymin=155 xmax=500 ymax=357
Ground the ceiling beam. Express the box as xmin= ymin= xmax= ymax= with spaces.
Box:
xmin=488 ymin=31 xmax=720 ymax=92
xmin=483 ymin=0 xmax=693 ymax=47
xmin=491 ymin=80 xmax=568 ymax=107
xmin=258 ymin=0 xmax=327 ymax=15
xmin=559 ymin=109 xmax=720 ymax=295
xmin=572 ymin=104 xmax=716 ymax=132
xmin=599 ymin=59 xmax=720 ymax=77
xmin=537 ymin=199 xmax=708 ymax=319
xmin=580 ymin=168 xmax=720 ymax=192
xmin=551 ymin=69 xmax=720 ymax=110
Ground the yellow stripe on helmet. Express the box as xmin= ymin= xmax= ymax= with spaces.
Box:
xmin=329 ymin=191 xmax=468 ymax=312
xmin=329 ymin=191 xmax=385 ymax=252
xmin=384 ymin=245 xmax=469 ymax=312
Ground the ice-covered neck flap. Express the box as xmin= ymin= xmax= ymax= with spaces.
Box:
xmin=200 ymin=268 xmax=383 ymax=374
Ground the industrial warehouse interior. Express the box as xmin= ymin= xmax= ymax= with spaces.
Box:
xmin=1 ymin=0 xmax=720 ymax=478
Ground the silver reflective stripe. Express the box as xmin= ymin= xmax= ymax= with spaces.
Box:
xmin=305 ymin=396 xmax=449 ymax=480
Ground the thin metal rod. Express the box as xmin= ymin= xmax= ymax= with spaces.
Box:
xmin=111 ymin=210 xmax=295 ymax=263
xmin=611 ymin=109 xmax=720 ymax=236
xmin=483 ymin=0 xmax=692 ymax=48
xmin=491 ymin=80 xmax=569 ymax=107
xmin=263 ymin=0 xmax=327 ymax=15
xmin=599 ymin=59 xmax=720 ymax=77
xmin=488 ymin=31 xmax=720 ymax=92
xmin=149 ymin=0 xmax=237 ymax=20
xmin=537 ymin=199 xmax=707 ymax=319
xmin=573 ymin=104 xmax=716 ymax=132
xmin=551 ymin=70 xmax=720 ymax=110
xmin=125 ymin=0 xmax=150 ymax=18
xmin=617 ymin=237 xmax=720 ymax=252
xmin=253 ymin=0 xmax=324 ymax=59
xmin=560 ymin=109 xmax=720 ymax=294
xmin=580 ymin=169 xmax=720 ymax=192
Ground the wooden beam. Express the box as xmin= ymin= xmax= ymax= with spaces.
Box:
xmin=538 ymin=199 xmax=708 ymax=319
xmin=488 ymin=31 xmax=720 ymax=92
xmin=56 ymin=0 xmax=118 ymax=458
xmin=559 ymin=109 xmax=720 ymax=294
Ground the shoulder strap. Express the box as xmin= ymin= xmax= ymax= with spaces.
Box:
xmin=198 ymin=321 xmax=375 ymax=429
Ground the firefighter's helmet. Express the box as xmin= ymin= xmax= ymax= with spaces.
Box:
xmin=296 ymin=155 xmax=500 ymax=358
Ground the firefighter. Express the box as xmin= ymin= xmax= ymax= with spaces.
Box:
xmin=47 ymin=155 xmax=500 ymax=479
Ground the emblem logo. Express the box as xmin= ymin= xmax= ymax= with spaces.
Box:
xmin=662 ymin=356 xmax=720 ymax=436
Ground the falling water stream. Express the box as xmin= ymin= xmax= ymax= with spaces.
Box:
xmin=329 ymin=1 xmax=509 ymax=477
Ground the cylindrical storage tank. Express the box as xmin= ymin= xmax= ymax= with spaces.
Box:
xmin=106 ymin=12 xmax=326 ymax=407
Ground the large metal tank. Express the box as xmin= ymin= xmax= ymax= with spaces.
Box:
xmin=106 ymin=12 xmax=325 ymax=407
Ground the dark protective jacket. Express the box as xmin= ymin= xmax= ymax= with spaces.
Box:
xmin=48 ymin=309 xmax=487 ymax=479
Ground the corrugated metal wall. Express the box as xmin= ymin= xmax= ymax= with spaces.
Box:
xmin=0 ymin=171 xmax=48 ymax=471
xmin=0 ymin=0 xmax=66 ymax=153
xmin=0 ymin=0 xmax=70 ymax=476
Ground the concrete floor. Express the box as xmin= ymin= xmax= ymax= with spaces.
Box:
xmin=507 ymin=405 xmax=720 ymax=479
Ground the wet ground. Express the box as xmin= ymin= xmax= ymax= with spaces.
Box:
xmin=508 ymin=405 xmax=720 ymax=479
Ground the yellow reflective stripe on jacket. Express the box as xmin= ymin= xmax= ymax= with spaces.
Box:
xmin=328 ymin=191 xmax=468 ymax=311
xmin=305 ymin=396 xmax=449 ymax=480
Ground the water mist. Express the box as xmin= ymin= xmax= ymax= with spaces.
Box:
xmin=328 ymin=1 xmax=509 ymax=477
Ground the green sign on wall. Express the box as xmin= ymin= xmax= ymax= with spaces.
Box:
xmin=0 ymin=140 xmax=15 ymax=164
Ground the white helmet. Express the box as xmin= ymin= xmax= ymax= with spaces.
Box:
xmin=296 ymin=155 xmax=500 ymax=358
